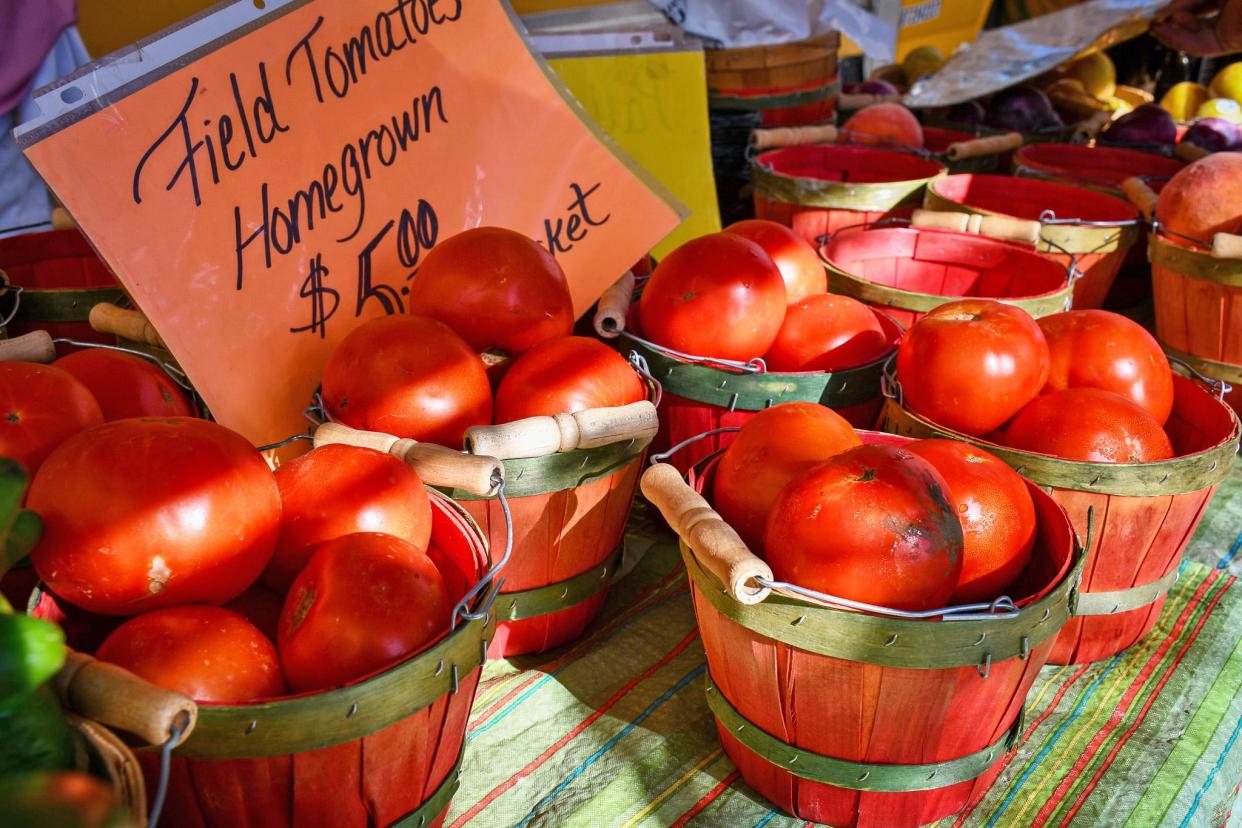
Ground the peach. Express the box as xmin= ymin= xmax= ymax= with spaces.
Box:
xmin=1156 ymin=151 xmax=1242 ymax=242
xmin=840 ymin=102 xmax=923 ymax=149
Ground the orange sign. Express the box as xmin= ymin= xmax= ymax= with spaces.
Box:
xmin=19 ymin=0 xmax=683 ymax=448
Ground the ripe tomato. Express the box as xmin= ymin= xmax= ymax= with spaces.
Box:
xmin=638 ymin=233 xmax=787 ymax=361
xmin=907 ymin=439 xmax=1036 ymax=603
xmin=898 ymin=299 xmax=1050 ymax=436
xmin=764 ymin=294 xmax=891 ymax=372
xmin=322 ymin=314 xmax=493 ymax=448
xmin=724 ymin=219 xmax=827 ymax=303
xmin=711 ymin=403 xmax=860 ymax=552
xmin=493 ymin=336 xmax=646 ymax=422
xmin=1038 ymin=310 xmax=1174 ymax=424
xmin=0 ymin=362 xmax=102 ymax=475
xmin=764 ymin=443 xmax=963 ymax=611
xmin=1001 ymin=388 xmax=1174 ymax=463
xmin=52 ymin=349 xmax=192 ymax=421
xmin=264 ymin=444 xmax=431 ymax=592
xmin=223 ymin=583 xmax=285 ymax=642
xmin=28 ymin=417 xmax=281 ymax=615
xmin=406 ymin=227 xmax=573 ymax=356
xmin=97 ymin=606 xmax=284 ymax=702
xmin=279 ymin=533 xmax=449 ymax=693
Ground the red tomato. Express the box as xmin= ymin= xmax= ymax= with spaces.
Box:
xmin=97 ymin=605 xmax=285 ymax=702
xmin=28 ymin=417 xmax=281 ymax=615
xmin=1038 ymin=310 xmax=1174 ymax=425
xmin=53 ymin=349 xmax=192 ymax=421
xmin=322 ymin=314 xmax=493 ymax=448
xmin=724 ymin=219 xmax=827 ymax=303
xmin=711 ymin=403 xmax=861 ymax=552
xmin=493 ymin=336 xmax=646 ymax=422
xmin=264 ymin=444 xmax=431 ymax=592
xmin=638 ymin=233 xmax=787 ymax=361
xmin=406 ymin=227 xmax=573 ymax=356
xmin=1001 ymin=388 xmax=1174 ymax=463
xmin=0 ymin=362 xmax=102 ymax=475
xmin=764 ymin=444 xmax=963 ymax=611
xmin=764 ymin=294 xmax=891 ymax=372
xmin=223 ymin=583 xmax=285 ymax=642
xmin=907 ymin=439 xmax=1036 ymax=603
xmin=898 ymin=299 xmax=1050 ymax=436
xmin=278 ymin=533 xmax=449 ymax=693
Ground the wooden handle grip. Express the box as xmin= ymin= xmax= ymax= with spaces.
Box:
xmin=1212 ymin=232 xmax=1242 ymax=259
xmin=945 ymin=132 xmax=1022 ymax=160
xmin=640 ymin=463 xmax=772 ymax=604
xmin=0 ymin=330 xmax=56 ymax=363
xmin=88 ymin=303 xmax=165 ymax=348
xmin=56 ymin=651 xmax=197 ymax=747
xmin=911 ymin=208 xmax=1041 ymax=246
xmin=1071 ymin=109 xmax=1112 ymax=142
xmin=1175 ymin=141 xmax=1210 ymax=163
xmin=593 ymin=271 xmax=635 ymax=338
xmin=750 ymin=124 xmax=838 ymax=149
xmin=313 ymin=422 xmax=503 ymax=496
xmin=838 ymin=92 xmax=902 ymax=110
xmin=467 ymin=401 xmax=658 ymax=460
xmin=50 ymin=206 xmax=77 ymax=230
xmin=1121 ymin=176 xmax=1159 ymax=220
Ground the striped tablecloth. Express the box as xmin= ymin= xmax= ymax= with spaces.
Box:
xmin=447 ymin=471 xmax=1242 ymax=827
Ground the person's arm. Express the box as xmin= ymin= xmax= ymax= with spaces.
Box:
xmin=1152 ymin=0 xmax=1242 ymax=56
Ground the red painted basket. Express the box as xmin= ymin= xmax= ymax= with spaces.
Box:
xmin=641 ymin=431 xmax=1082 ymax=827
xmin=0 ymin=229 xmax=123 ymax=344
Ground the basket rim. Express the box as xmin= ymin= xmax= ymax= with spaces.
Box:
xmin=1149 ymin=228 xmax=1242 ymax=285
xmin=751 ymin=147 xmax=946 ymax=211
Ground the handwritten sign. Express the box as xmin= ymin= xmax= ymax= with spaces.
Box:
xmin=17 ymin=0 xmax=683 ymax=448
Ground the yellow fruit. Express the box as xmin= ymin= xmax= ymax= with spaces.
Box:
xmin=1114 ymin=85 xmax=1154 ymax=107
xmin=901 ymin=46 xmax=944 ymax=85
xmin=1065 ymin=51 xmax=1116 ymax=99
xmin=1197 ymin=98 xmax=1242 ymax=124
xmin=1209 ymin=62 xmax=1242 ymax=101
xmin=1106 ymin=97 xmax=1134 ymax=116
xmin=1161 ymin=81 xmax=1211 ymax=121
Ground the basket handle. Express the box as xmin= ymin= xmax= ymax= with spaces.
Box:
xmin=89 ymin=303 xmax=166 ymax=348
xmin=1071 ymin=110 xmax=1112 ymax=143
xmin=910 ymin=208 xmax=1042 ymax=246
xmin=0 ymin=330 xmax=56 ymax=363
xmin=639 ymin=463 xmax=773 ymax=605
xmin=1212 ymin=232 xmax=1242 ymax=259
xmin=749 ymin=124 xmax=838 ymax=149
xmin=466 ymin=400 xmax=658 ymax=460
xmin=838 ymin=92 xmax=902 ymax=110
xmin=312 ymin=422 xmax=503 ymax=496
xmin=50 ymin=206 xmax=77 ymax=230
xmin=1120 ymin=176 xmax=1159 ymax=220
xmin=1174 ymin=141 xmax=1209 ymax=163
xmin=55 ymin=651 xmax=197 ymax=748
xmin=945 ymin=132 xmax=1022 ymax=160
xmin=593 ymin=271 xmax=635 ymax=339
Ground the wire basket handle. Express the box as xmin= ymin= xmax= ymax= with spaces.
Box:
xmin=1211 ymin=232 xmax=1242 ymax=260
xmin=749 ymin=123 xmax=838 ymax=150
xmin=944 ymin=131 xmax=1022 ymax=161
xmin=89 ymin=302 xmax=166 ymax=348
xmin=1174 ymin=141 xmax=1209 ymax=163
xmin=910 ymin=208 xmax=1041 ymax=246
xmin=0 ymin=330 xmax=56 ymax=362
xmin=1120 ymin=176 xmax=1159 ymax=221
xmin=312 ymin=422 xmax=503 ymax=496
xmin=465 ymin=401 xmax=658 ymax=460
xmin=55 ymin=650 xmax=196 ymax=748
xmin=593 ymin=271 xmax=635 ymax=339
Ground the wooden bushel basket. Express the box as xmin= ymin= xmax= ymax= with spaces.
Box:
xmin=705 ymin=33 xmax=840 ymax=127
xmin=924 ymin=174 xmax=1141 ymax=309
xmin=641 ymin=432 xmax=1082 ymax=828
xmin=883 ymin=366 xmax=1239 ymax=665
xmin=0 ymin=229 xmax=123 ymax=344
xmin=819 ymin=212 xmax=1074 ymax=328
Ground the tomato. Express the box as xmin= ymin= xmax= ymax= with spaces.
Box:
xmin=223 ymin=583 xmax=285 ymax=642
xmin=724 ymin=219 xmax=827 ymax=303
xmin=1037 ymin=310 xmax=1174 ymax=424
xmin=0 ymin=362 xmax=102 ymax=475
xmin=97 ymin=605 xmax=284 ymax=702
xmin=264 ymin=444 xmax=431 ymax=592
xmin=907 ymin=439 xmax=1036 ymax=603
xmin=1001 ymin=388 xmax=1174 ymax=463
xmin=0 ymin=771 xmax=125 ymax=828
xmin=322 ymin=314 xmax=493 ymax=448
xmin=898 ymin=299 xmax=1050 ymax=436
xmin=764 ymin=294 xmax=891 ymax=372
xmin=764 ymin=444 xmax=963 ymax=611
xmin=711 ymin=403 xmax=860 ymax=552
xmin=638 ymin=233 xmax=787 ymax=361
xmin=278 ymin=533 xmax=449 ymax=693
xmin=493 ymin=336 xmax=646 ymax=422
xmin=406 ymin=227 xmax=573 ymax=356
xmin=53 ymin=349 xmax=192 ymax=421
xmin=28 ymin=417 xmax=281 ymax=615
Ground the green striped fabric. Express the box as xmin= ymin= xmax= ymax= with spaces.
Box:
xmin=448 ymin=472 xmax=1242 ymax=827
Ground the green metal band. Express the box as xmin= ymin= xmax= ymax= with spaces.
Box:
xmin=709 ymin=80 xmax=841 ymax=111
xmin=1149 ymin=232 xmax=1242 ymax=287
xmin=1160 ymin=344 xmax=1242 ymax=384
xmin=623 ymin=336 xmax=889 ymax=411
xmin=882 ymin=399 xmax=1239 ymax=498
xmin=705 ymin=674 xmax=1022 ymax=792
xmin=390 ymin=753 xmax=462 ymax=827
xmin=751 ymin=159 xmax=944 ymax=211
xmin=1075 ymin=568 xmax=1180 ymax=617
xmin=825 ymin=264 xmax=1072 ymax=319
xmin=681 ymin=545 xmax=1079 ymax=670
xmin=442 ymin=441 xmax=645 ymax=500
xmin=495 ymin=546 xmax=622 ymax=622
xmin=13 ymin=287 xmax=125 ymax=322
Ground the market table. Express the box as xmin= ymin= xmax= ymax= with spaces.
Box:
xmin=446 ymin=468 xmax=1242 ymax=828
